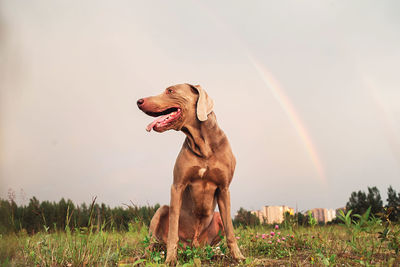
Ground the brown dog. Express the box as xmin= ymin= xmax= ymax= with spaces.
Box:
xmin=137 ymin=84 xmax=244 ymax=264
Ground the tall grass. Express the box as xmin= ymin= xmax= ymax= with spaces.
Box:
xmin=0 ymin=221 xmax=148 ymax=266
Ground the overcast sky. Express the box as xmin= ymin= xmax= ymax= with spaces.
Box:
xmin=1 ymin=0 xmax=399 ymax=215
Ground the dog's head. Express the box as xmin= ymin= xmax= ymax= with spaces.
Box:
xmin=137 ymin=83 xmax=214 ymax=133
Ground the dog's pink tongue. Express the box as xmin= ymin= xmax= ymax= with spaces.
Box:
xmin=146 ymin=114 xmax=169 ymax=132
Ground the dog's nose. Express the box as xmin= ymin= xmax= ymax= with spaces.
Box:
xmin=137 ymin=98 xmax=144 ymax=106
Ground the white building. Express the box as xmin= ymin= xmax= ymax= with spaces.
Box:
xmin=251 ymin=205 xmax=294 ymax=224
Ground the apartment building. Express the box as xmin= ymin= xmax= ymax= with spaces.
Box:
xmin=326 ymin=209 xmax=336 ymax=222
xmin=310 ymin=208 xmax=337 ymax=223
xmin=251 ymin=205 xmax=294 ymax=224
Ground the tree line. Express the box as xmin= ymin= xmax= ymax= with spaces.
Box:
xmin=0 ymin=195 xmax=160 ymax=234
xmin=233 ymin=185 xmax=400 ymax=226
xmin=1 ymin=185 xmax=399 ymax=233
xmin=345 ymin=186 xmax=400 ymax=221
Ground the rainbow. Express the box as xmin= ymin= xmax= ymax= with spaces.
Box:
xmin=248 ymin=55 xmax=327 ymax=183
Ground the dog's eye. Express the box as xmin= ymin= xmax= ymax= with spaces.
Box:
xmin=166 ymin=89 xmax=174 ymax=94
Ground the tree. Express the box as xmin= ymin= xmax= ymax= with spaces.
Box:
xmin=233 ymin=207 xmax=260 ymax=227
xmin=346 ymin=186 xmax=383 ymax=216
xmin=25 ymin=197 xmax=43 ymax=233
xmin=346 ymin=190 xmax=367 ymax=215
xmin=366 ymin=186 xmax=383 ymax=214
xmin=386 ymin=186 xmax=400 ymax=222
xmin=295 ymin=212 xmax=308 ymax=226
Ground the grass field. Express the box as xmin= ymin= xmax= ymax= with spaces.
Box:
xmin=1 ymin=214 xmax=399 ymax=267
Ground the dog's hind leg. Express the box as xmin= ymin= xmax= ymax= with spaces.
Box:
xmin=148 ymin=205 xmax=170 ymax=249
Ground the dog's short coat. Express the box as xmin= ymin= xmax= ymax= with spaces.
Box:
xmin=137 ymin=84 xmax=244 ymax=264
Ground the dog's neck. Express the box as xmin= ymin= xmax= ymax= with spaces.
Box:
xmin=181 ymin=112 xmax=225 ymax=158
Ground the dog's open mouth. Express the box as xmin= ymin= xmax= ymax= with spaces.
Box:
xmin=145 ymin=107 xmax=181 ymax=132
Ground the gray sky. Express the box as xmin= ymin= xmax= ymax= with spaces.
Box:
xmin=1 ymin=0 xmax=399 ymax=215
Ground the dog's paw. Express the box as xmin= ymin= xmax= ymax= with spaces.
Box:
xmin=165 ymin=250 xmax=177 ymax=266
xmin=231 ymin=247 xmax=245 ymax=261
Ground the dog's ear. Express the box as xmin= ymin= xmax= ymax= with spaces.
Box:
xmin=189 ymin=84 xmax=214 ymax=121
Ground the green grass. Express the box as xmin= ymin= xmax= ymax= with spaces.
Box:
xmin=0 ymin=219 xmax=399 ymax=266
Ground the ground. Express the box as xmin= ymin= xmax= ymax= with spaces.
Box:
xmin=0 ymin=222 xmax=399 ymax=266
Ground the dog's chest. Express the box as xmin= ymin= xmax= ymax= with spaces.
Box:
xmin=198 ymin=168 xmax=207 ymax=178
xmin=185 ymin=165 xmax=227 ymax=185
xmin=187 ymin=170 xmax=218 ymax=214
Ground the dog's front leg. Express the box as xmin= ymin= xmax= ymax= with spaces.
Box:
xmin=217 ymin=187 xmax=245 ymax=261
xmin=165 ymin=183 xmax=185 ymax=265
